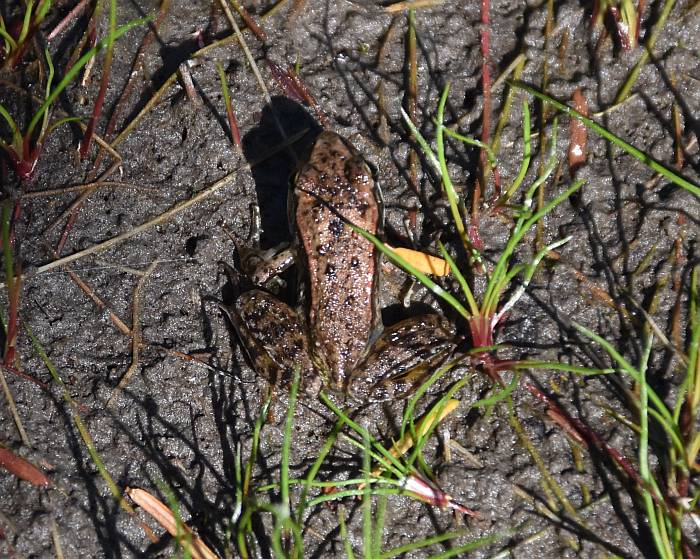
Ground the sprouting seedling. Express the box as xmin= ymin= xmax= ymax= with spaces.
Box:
xmin=393 ymin=85 xmax=582 ymax=362
xmin=0 ymin=16 xmax=148 ymax=182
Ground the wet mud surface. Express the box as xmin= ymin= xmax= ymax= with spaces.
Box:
xmin=1 ymin=1 xmax=699 ymax=557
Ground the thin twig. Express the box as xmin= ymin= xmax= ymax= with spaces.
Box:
xmin=50 ymin=518 xmax=64 ymax=559
xmin=31 ymin=170 xmax=237 ymax=277
xmin=0 ymin=366 xmax=30 ymax=446
xmin=111 ymin=2 xmax=281 ymax=150
xmin=106 ymin=260 xmax=159 ymax=408
xmin=217 ymin=0 xmax=294 ymax=161
xmin=22 ymin=181 xmax=159 ymax=199
xmin=385 ymin=0 xmax=444 ymax=12
xmin=43 ymin=131 xmax=123 ymax=237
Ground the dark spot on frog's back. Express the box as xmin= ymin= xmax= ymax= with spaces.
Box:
xmin=329 ymin=218 xmax=344 ymax=237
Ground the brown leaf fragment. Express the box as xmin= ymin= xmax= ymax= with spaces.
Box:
xmin=126 ymin=487 xmax=217 ymax=559
xmin=568 ymin=88 xmax=588 ymax=172
xmin=0 ymin=447 xmax=50 ymax=487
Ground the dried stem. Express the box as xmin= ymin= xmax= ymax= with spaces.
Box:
xmin=31 ymin=170 xmax=237 ymax=276
xmin=106 ymin=260 xmax=159 ymax=408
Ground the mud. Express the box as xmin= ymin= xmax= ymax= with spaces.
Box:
xmin=1 ymin=1 xmax=699 ymax=557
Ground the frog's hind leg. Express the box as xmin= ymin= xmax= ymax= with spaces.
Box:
xmin=347 ymin=314 xmax=457 ymax=403
xmin=219 ymin=264 xmax=320 ymax=397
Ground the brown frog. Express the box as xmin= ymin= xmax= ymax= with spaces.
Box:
xmin=225 ymin=131 xmax=456 ymax=402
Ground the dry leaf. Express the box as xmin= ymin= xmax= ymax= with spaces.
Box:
xmin=568 ymin=88 xmax=588 ymax=171
xmin=389 ymin=246 xmax=450 ymax=276
xmin=0 ymin=447 xmax=50 ymax=487
xmin=126 ymin=487 xmax=218 ymax=559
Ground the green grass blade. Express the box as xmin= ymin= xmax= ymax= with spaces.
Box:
xmin=498 ymin=100 xmax=532 ymax=204
xmin=278 ymin=369 xmax=300 ymax=555
xmin=494 ymin=235 xmax=571 ymax=324
xmin=613 ymin=0 xmax=676 ymax=105
xmin=481 ymin=125 xmax=559 ymax=314
xmin=26 ymin=16 xmax=150 ymax=140
xmin=17 ymin=0 xmax=34 ymax=46
xmin=44 ymin=116 xmax=82 ymax=137
xmin=638 ymin=335 xmax=673 ymax=559
xmin=37 ymin=0 xmax=52 ymax=22
xmin=436 ymin=84 xmax=470 ymax=251
xmin=381 ymin=529 xmax=509 ymax=559
xmin=372 ymin=494 xmax=387 ymax=557
xmin=573 ymin=322 xmax=684 ymax=455
xmin=349 ymin=222 xmax=470 ymax=318
xmin=319 ymin=392 xmax=407 ymax=476
xmin=26 ymin=326 xmax=132 ymax=513
xmin=400 ymin=107 xmax=440 ymax=173
xmin=437 ymin=240 xmax=478 ymax=315
xmin=338 ymin=507 xmax=355 ymax=559
xmin=483 ymin=178 xmax=583 ymax=315
xmin=688 ymin=266 xmax=700 ymax=412
xmin=512 ymin=360 xmax=615 ymax=375
xmin=297 ymin=418 xmax=345 ymax=525
xmin=513 ymin=82 xmax=700 ymax=198
xmin=471 ymin=374 xmax=519 ymax=409
xmin=441 ymin=125 xmax=496 ymax=170
xmin=362 ymin=426 xmax=373 ymax=559
xmin=400 ymin=355 xmax=467 ymax=442
xmin=0 ymin=24 xmax=18 ymax=53
xmin=0 ymin=104 xmax=21 ymax=150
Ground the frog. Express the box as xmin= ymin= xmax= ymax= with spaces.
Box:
xmin=224 ymin=131 xmax=457 ymax=402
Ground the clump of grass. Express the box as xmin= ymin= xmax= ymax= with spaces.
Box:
xmin=390 ymin=85 xmax=583 ymax=378
xmin=0 ymin=0 xmax=51 ymax=70
xmin=235 ymin=368 xmax=513 ymax=557
xmin=494 ymin=83 xmax=700 ymax=556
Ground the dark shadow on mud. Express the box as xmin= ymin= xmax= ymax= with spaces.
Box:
xmin=241 ymin=97 xmax=323 ymax=249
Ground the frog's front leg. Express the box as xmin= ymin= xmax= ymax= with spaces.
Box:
xmin=347 ymin=314 xmax=457 ymax=403
xmin=222 ymin=289 xmax=321 ymax=397
xmin=233 ymin=204 xmax=296 ymax=286
xmin=245 ymin=247 xmax=295 ymax=285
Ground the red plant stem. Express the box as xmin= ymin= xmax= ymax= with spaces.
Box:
xmin=224 ymin=95 xmax=241 ymax=149
xmin=3 ymin=267 xmax=19 ymax=367
xmin=2 ymin=364 xmax=49 ymax=391
xmin=266 ymin=60 xmax=330 ymax=127
xmin=9 ymin=198 xmax=21 ymax=247
xmin=525 ymin=383 xmax=671 ymax=510
xmin=88 ymin=0 xmax=170 ymax=179
xmin=79 ymin=20 xmax=116 ymax=158
xmin=230 ymin=0 xmax=267 ymax=42
xmin=55 ymin=212 xmax=76 ymax=256
xmin=47 ymin=0 xmax=91 ymax=41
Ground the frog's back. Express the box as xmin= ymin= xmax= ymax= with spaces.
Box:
xmin=293 ymin=131 xmax=381 ymax=389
